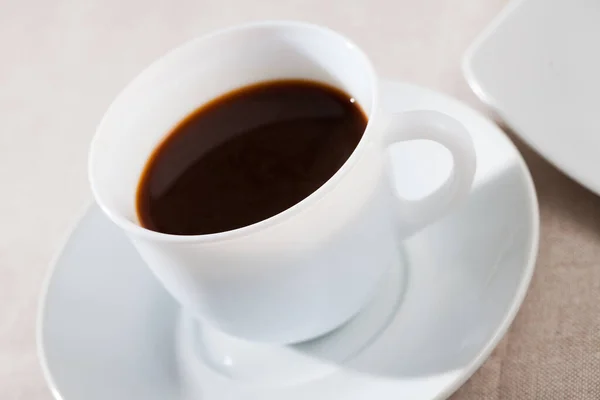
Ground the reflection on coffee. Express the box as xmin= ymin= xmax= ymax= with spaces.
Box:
xmin=136 ymin=79 xmax=367 ymax=235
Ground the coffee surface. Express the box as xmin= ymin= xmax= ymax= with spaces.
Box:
xmin=136 ymin=79 xmax=367 ymax=235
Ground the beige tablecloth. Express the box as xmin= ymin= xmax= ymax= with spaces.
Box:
xmin=3 ymin=0 xmax=600 ymax=398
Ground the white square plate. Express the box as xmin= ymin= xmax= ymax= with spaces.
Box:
xmin=463 ymin=0 xmax=600 ymax=194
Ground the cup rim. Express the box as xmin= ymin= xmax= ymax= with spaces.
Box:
xmin=89 ymin=20 xmax=380 ymax=243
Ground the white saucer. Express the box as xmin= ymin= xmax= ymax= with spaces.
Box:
xmin=38 ymin=81 xmax=539 ymax=400
xmin=463 ymin=0 xmax=600 ymax=195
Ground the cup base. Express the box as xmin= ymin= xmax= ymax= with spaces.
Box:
xmin=175 ymin=254 xmax=406 ymax=387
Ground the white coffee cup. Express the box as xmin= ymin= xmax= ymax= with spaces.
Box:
xmin=89 ymin=21 xmax=476 ymax=344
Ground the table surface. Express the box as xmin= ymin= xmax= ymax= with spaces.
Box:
xmin=3 ymin=0 xmax=600 ymax=398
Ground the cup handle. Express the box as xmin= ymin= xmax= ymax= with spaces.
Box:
xmin=383 ymin=110 xmax=477 ymax=236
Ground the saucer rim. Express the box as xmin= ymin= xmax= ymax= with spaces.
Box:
xmin=37 ymin=199 xmax=93 ymax=400
xmin=36 ymin=81 xmax=540 ymax=400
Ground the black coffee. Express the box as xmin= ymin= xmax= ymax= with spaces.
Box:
xmin=136 ymin=79 xmax=367 ymax=235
